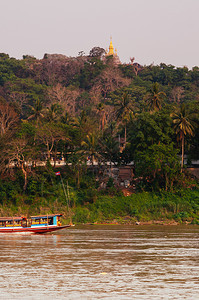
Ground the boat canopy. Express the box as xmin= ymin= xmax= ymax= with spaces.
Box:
xmin=0 ymin=214 xmax=63 ymax=222
xmin=0 ymin=217 xmax=25 ymax=222
xmin=30 ymin=214 xmax=62 ymax=220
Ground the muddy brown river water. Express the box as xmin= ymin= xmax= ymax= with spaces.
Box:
xmin=0 ymin=225 xmax=198 ymax=299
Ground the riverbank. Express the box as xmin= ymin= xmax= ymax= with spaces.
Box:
xmin=88 ymin=219 xmax=189 ymax=226
xmin=0 ymin=188 xmax=199 ymax=225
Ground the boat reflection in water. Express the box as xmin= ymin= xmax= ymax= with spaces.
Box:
xmin=0 ymin=214 xmax=72 ymax=234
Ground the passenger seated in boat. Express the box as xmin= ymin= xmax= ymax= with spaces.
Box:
xmin=49 ymin=218 xmax=53 ymax=225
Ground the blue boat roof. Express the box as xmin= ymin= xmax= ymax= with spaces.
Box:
xmin=30 ymin=214 xmax=62 ymax=220
xmin=0 ymin=214 xmax=63 ymax=221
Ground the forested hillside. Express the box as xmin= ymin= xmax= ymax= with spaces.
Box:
xmin=0 ymin=49 xmax=198 ymax=223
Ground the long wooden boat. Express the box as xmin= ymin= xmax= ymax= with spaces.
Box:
xmin=0 ymin=214 xmax=72 ymax=234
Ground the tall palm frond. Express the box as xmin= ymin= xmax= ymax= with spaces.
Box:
xmin=146 ymin=82 xmax=166 ymax=112
xmin=171 ymin=103 xmax=195 ymax=171
xmin=115 ymin=92 xmax=133 ymax=145
xmin=28 ymin=99 xmax=44 ymax=125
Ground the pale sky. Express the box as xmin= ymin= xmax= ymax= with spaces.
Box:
xmin=0 ymin=0 xmax=199 ymax=68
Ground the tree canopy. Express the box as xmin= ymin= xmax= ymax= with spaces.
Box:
xmin=0 ymin=50 xmax=198 ymax=195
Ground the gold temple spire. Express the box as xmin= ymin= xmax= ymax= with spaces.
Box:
xmin=108 ymin=36 xmax=114 ymax=55
xmin=105 ymin=36 xmax=121 ymax=64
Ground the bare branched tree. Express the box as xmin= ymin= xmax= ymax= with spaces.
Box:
xmin=92 ymin=67 xmax=131 ymax=100
xmin=0 ymin=137 xmax=33 ymax=190
xmin=170 ymin=86 xmax=184 ymax=103
xmin=47 ymin=84 xmax=80 ymax=115
xmin=8 ymin=92 xmax=28 ymax=116
xmin=0 ymin=102 xmax=19 ymax=137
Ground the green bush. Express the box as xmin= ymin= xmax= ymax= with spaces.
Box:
xmin=72 ymin=207 xmax=90 ymax=224
xmin=174 ymin=211 xmax=190 ymax=221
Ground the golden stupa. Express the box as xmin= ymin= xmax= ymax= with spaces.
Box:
xmin=105 ymin=37 xmax=121 ymax=64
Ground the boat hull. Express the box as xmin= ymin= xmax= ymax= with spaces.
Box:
xmin=0 ymin=225 xmax=72 ymax=234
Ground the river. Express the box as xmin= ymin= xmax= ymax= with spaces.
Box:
xmin=0 ymin=225 xmax=198 ymax=299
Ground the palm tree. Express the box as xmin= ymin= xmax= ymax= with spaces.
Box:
xmin=97 ymin=103 xmax=106 ymax=131
xmin=81 ymin=133 xmax=100 ymax=166
xmin=115 ymin=92 xmax=133 ymax=146
xmin=171 ymin=104 xmax=195 ymax=171
xmin=146 ymin=82 xmax=166 ymax=112
xmin=28 ymin=99 xmax=44 ymax=126
xmin=99 ymin=133 xmax=120 ymax=177
xmin=46 ymin=103 xmax=60 ymax=121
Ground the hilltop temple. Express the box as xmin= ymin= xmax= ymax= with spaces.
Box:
xmin=105 ymin=38 xmax=121 ymax=65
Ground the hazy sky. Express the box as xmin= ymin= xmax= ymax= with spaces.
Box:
xmin=1 ymin=0 xmax=199 ymax=68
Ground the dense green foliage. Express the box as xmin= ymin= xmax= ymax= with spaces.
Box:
xmin=0 ymin=50 xmax=198 ymax=222
xmin=73 ymin=189 xmax=199 ymax=224
xmin=0 ymin=171 xmax=198 ymax=224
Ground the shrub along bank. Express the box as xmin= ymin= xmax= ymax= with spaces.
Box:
xmin=72 ymin=189 xmax=199 ymax=224
xmin=0 ymin=180 xmax=199 ymax=225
